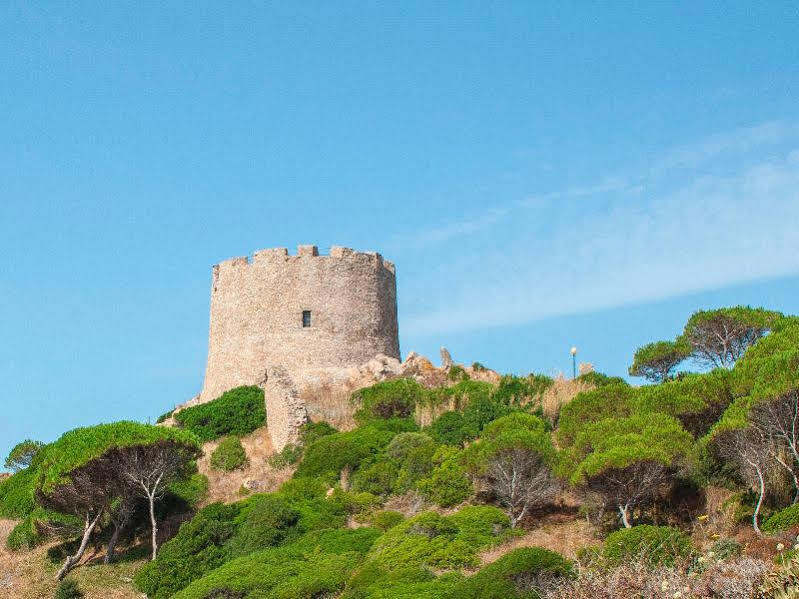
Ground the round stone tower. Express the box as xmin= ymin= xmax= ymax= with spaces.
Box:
xmin=199 ymin=245 xmax=400 ymax=412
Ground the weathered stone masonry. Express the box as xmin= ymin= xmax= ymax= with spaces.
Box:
xmin=199 ymin=245 xmax=400 ymax=449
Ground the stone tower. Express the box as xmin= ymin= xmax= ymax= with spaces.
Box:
xmin=198 ymin=244 xmax=400 ymax=448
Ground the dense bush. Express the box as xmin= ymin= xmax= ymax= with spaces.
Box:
xmin=602 ymin=525 xmax=693 ymax=567
xmin=294 ymin=424 xmax=396 ymax=481
xmin=0 ymin=466 xmax=38 ymax=518
xmin=167 ymin=473 xmax=209 ymax=507
xmin=301 ymin=420 xmax=338 ymax=445
xmin=4 ymin=439 xmax=44 ymax=472
xmin=210 ymin=437 xmax=248 ymax=471
xmin=134 ymin=502 xmax=242 ymax=598
xmin=353 ymin=379 xmax=426 ymax=423
xmin=370 ymin=510 xmax=405 ymax=531
xmin=636 ymin=370 xmax=732 ymax=437
xmin=268 ymin=443 xmax=303 ymax=469
xmin=556 ymin=383 xmax=638 ymax=447
xmin=452 ymin=547 xmax=573 ymax=599
xmin=173 ymin=528 xmax=380 ymax=599
xmin=417 ymin=446 xmax=472 ymax=507
xmin=763 ymin=503 xmax=799 ymax=533
xmin=576 ymin=371 xmax=628 ymax=388
xmin=226 ymin=494 xmax=299 ymax=557
xmin=492 ymin=374 xmax=554 ymax=407
xmin=366 ymin=506 xmax=510 ymax=571
xmin=174 ymin=386 xmax=266 ymax=443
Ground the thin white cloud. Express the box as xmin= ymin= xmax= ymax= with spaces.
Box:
xmin=402 ymin=136 xmax=799 ymax=336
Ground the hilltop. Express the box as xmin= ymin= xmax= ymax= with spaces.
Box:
xmin=2 ymin=306 xmax=799 ymax=597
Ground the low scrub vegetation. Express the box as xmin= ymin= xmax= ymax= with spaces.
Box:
xmin=3 ymin=305 xmax=799 ymax=597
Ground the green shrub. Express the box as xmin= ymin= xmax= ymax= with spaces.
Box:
xmin=134 ymin=502 xmax=242 ymax=598
xmin=448 ymin=365 xmax=469 ymax=381
xmin=7 ymin=514 xmax=41 ymax=550
xmin=366 ymin=506 xmax=510 ymax=572
xmin=492 ymin=374 xmax=554 ymax=407
xmin=156 ymin=409 xmax=175 ymax=424
xmin=268 ymin=443 xmax=303 ymax=469
xmin=54 ymin=578 xmax=83 ymax=599
xmin=168 ymin=473 xmax=209 ymax=507
xmin=0 ymin=467 xmax=38 ymax=518
xmin=352 ymin=460 xmax=400 ymax=496
xmin=636 ymin=370 xmax=732 ymax=437
xmin=278 ymin=477 xmax=328 ymax=501
xmin=175 ymin=386 xmax=266 ymax=443
xmin=429 ymin=411 xmax=470 ymax=446
xmin=353 ymin=379 xmax=426 ymax=423
xmin=417 ymin=446 xmax=472 ymax=507
xmin=300 ymin=420 xmax=338 ymax=446
xmin=576 ymin=371 xmax=628 ymax=388
xmin=173 ymin=528 xmax=380 ymax=599
xmin=227 ymin=494 xmax=299 ymax=557
xmin=452 ymin=547 xmax=573 ymax=599
xmin=211 ymin=437 xmax=248 ymax=471
xmin=602 ymin=525 xmax=693 ymax=567
xmin=763 ymin=504 xmax=799 ymax=533
xmin=294 ymin=425 xmax=395 ymax=481
xmin=4 ymin=439 xmax=44 ymax=472
xmin=556 ymin=383 xmax=638 ymax=447
xmin=370 ymin=510 xmax=405 ymax=531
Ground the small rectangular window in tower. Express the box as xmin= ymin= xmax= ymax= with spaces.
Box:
xmin=302 ymin=310 xmax=311 ymax=328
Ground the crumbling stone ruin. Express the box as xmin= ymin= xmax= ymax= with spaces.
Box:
xmin=198 ymin=245 xmax=401 ymax=449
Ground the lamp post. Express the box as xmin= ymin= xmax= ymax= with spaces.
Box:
xmin=570 ymin=347 xmax=577 ymax=380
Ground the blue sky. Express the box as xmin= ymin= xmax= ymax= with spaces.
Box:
xmin=1 ymin=2 xmax=798 ymax=461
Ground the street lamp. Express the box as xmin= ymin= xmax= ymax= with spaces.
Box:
xmin=570 ymin=347 xmax=578 ymax=380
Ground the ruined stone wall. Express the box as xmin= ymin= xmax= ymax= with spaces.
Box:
xmin=199 ymin=245 xmax=400 ymax=406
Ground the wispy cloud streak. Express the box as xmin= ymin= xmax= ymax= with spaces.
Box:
xmin=401 ymin=122 xmax=799 ymax=336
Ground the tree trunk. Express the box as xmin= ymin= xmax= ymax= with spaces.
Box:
xmin=753 ymin=467 xmax=765 ymax=536
xmin=57 ymin=510 xmax=103 ymax=580
xmin=149 ymin=492 xmax=158 ymax=561
xmin=619 ymin=504 xmax=631 ymax=528
xmin=104 ymin=522 xmax=123 ymax=564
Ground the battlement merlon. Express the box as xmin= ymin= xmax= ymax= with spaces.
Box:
xmin=213 ymin=245 xmax=396 ymax=274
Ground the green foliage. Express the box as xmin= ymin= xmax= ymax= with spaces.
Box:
xmin=565 ymin=412 xmax=694 ymax=485
xmin=428 ymin=383 xmax=512 ymax=446
xmin=156 ymin=409 xmax=175 ymax=424
xmin=763 ymin=504 xmax=799 ymax=533
xmin=211 ymin=437 xmax=248 ymax=472
xmin=268 ymin=443 xmax=303 ymax=469
xmin=7 ymin=514 xmax=41 ymax=550
xmin=0 ymin=466 xmax=38 ymax=518
xmin=294 ymin=424 xmax=396 ymax=481
xmin=353 ymin=379 xmax=426 ymax=423
xmin=370 ymin=510 xmax=405 ymax=531
xmin=417 ymin=446 xmax=472 ymax=507
xmin=602 ymin=525 xmax=693 ymax=567
xmin=451 ymin=547 xmax=573 ymax=599
xmin=4 ymin=439 xmax=44 ymax=472
xmin=174 ymin=386 xmax=266 ymax=443
xmin=636 ymin=370 xmax=732 ymax=437
xmin=463 ymin=412 xmax=556 ymax=477
xmin=277 ymin=477 xmax=328 ymax=501
xmin=172 ymin=528 xmax=380 ymax=599
xmin=448 ymin=365 xmax=469 ymax=381
xmin=472 ymin=362 xmax=487 ymax=371
xmin=365 ymin=506 xmax=510 ymax=572
xmin=629 ymin=339 xmax=691 ymax=383
xmin=492 ymin=374 xmax=554 ymax=407
xmin=352 ymin=460 xmax=400 ymax=496
xmin=576 ymin=371 xmax=628 ymax=388
xmin=556 ymin=383 xmax=638 ymax=448
xmin=54 ymin=578 xmax=84 ymax=599
xmin=134 ymin=502 xmax=242 ymax=598
xmin=38 ymin=421 xmax=199 ymax=493
xmin=301 ymin=420 xmax=338 ymax=446
xmin=226 ymin=494 xmax=300 ymax=557
xmin=682 ymin=306 xmax=782 ymax=368
xmin=167 ymin=473 xmax=209 ymax=507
